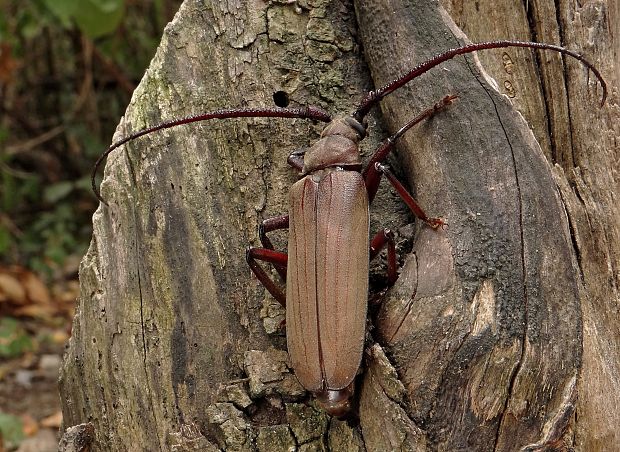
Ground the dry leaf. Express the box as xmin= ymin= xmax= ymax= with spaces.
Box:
xmin=22 ymin=273 xmax=51 ymax=305
xmin=0 ymin=273 xmax=26 ymax=304
xmin=40 ymin=411 xmax=63 ymax=429
xmin=50 ymin=329 xmax=69 ymax=345
xmin=13 ymin=303 xmax=56 ymax=319
xmin=20 ymin=414 xmax=39 ymax=437
xmin=0 ymin=43 xmax=18 ymax=84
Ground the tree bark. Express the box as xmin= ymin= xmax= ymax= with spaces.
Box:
xmin=59 ymin=0 xmax=619 ymax=451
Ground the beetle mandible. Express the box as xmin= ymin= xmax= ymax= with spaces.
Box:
xmin=92 ymin=41 xmax=606 ymax=416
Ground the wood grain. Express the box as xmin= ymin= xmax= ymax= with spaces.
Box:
xmin=59 ymin=0 xmax=619 ymax=450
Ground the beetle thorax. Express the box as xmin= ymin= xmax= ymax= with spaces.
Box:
xmin=301 ymin=116 xmax=366 ymax=175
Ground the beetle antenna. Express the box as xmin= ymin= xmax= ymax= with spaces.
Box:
xmin=92 ymin=106 xmax=331 ymax=204
xmin=353 ymin=40 xmax=607 ymax=121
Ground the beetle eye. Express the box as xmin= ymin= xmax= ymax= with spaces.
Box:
xmin=273 ymin=90 xmax=290 ymax=107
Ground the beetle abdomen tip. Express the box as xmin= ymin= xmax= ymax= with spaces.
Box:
xmin=315 ymin=388 xmax=353 ymax=418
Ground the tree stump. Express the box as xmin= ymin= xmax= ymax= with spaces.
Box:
xmin=59 ymin=0 xmax=619 ymax=450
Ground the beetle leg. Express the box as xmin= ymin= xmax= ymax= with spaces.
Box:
xmin=362 ymin=95 xmax=457 ymax=203
xmin=369 ymin=228 xmax=397 ymax=284
xmin=246 ymin=247 xmax=287 ymax=307
xmin=259 ymin=215 xmax=289 ymax=280
xmin=287 ymin=149 xmax=306 ymax=171
xmin=376 ymin=163 xmax=444 ymax=229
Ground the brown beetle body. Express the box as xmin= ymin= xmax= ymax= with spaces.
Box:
xmin=252 ymin=105 xmax=456 ymax=414
xmin=287 ymin=120 xmax=369 ymax=415
xmin=92 ymin=40 xmax=605 ymax=417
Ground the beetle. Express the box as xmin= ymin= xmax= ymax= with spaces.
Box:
xmin=92 ymin=41 xmax=606 ymax=416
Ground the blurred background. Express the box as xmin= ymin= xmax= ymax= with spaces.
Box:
xmin=0 ymin=1 xmax=182 ymax=449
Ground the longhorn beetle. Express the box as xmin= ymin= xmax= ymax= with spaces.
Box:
xmin=92 ymin=41 xmax=606 ymax=416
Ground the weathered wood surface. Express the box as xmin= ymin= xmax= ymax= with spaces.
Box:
xmin=439 ymin=2 xmax=619 ymax=447
xmin=59 ymin=0 xmax=619 ymax=450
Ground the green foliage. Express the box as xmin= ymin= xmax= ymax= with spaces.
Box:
xmin=0 ymin=317 xmax=34 ymax=359
xmin=0 ymin=411 xmax=24 ymax=449
xmin=0 ymin=0 xmax=183 ymax=274
xmin=25 ymin=190 xmax=87 ymax=275
xmin=0 ymin=146 xmax=86 ymax=274
xmin=43 ymin=0 xmax=126 ymax=38
xmin=0 ymin=0 xmax=125 ymax=43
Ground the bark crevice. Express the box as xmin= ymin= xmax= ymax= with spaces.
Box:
xmin=59 ymin=0 xmax=619 ymax=450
